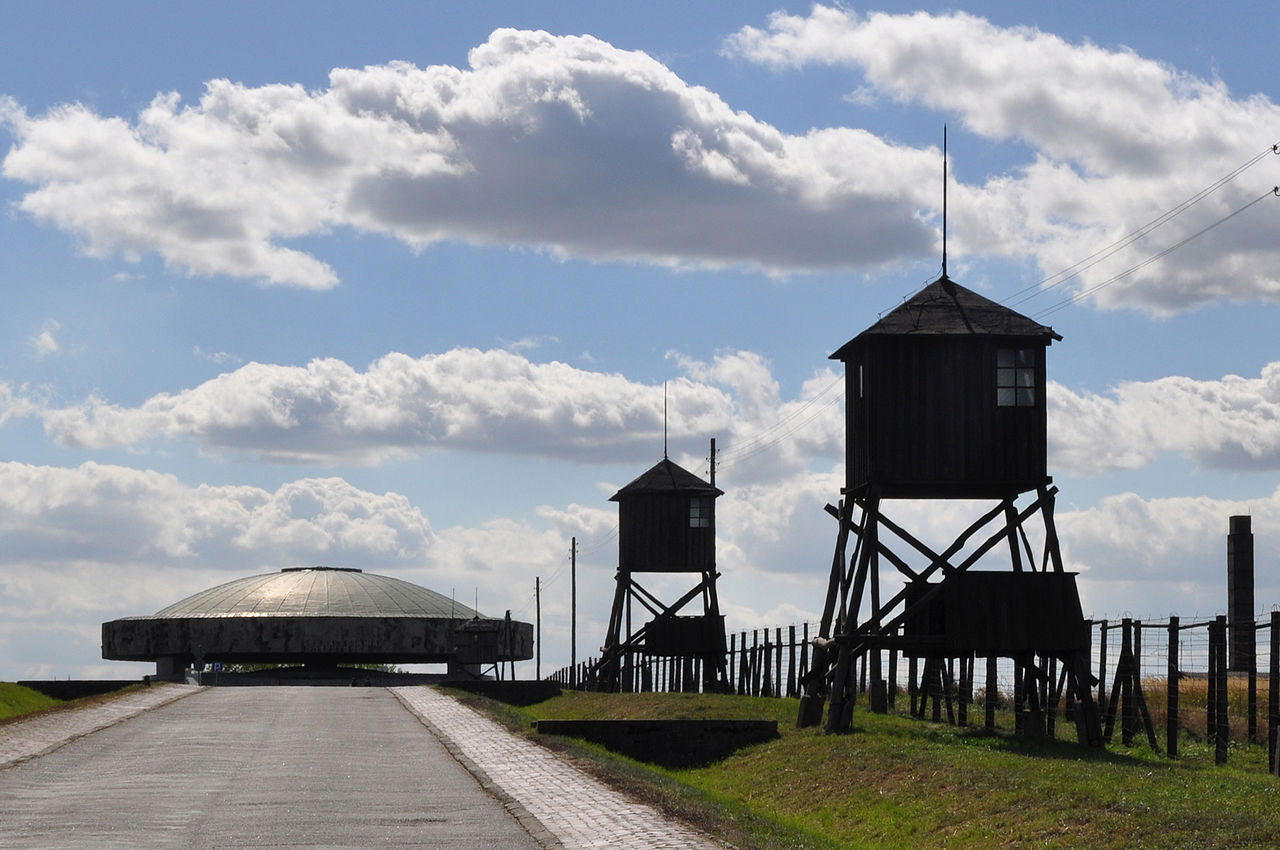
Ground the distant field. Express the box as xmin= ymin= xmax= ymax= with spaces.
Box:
xmin=0 ymin=683 xmax=62 ymax=722
xmin=457 ymin=689 xmax=1280 ymax=850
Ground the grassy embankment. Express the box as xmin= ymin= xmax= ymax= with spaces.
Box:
xmin=0 ymin=682 xmax=157 ymax=726
xmin=452 ymin=688 xmax=1280 ymax=850
xmin=0 ymin=683 xmax=62 ymax=722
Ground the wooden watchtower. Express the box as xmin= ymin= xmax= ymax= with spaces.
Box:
xmin=797 ymin=274 xmax=1101 ymax=745
xmin=593 ymin=452 xmax=729 ymax=692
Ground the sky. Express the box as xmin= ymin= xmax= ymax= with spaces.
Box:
xmin=1 ymin=1 xmax=1278 ymax=681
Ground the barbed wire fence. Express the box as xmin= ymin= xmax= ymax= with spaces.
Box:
xmin=548 ymin=611 xmax=1280 ymax=772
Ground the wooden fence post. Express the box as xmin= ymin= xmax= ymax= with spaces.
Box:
xmin=1167 ymin=616 xmax=1179 ymax=758
xmin=1098 ymin=619 xmax=1109 ymax=708
xmin=931 ymin=659 xmax=947 ymax=724
xmin=1269 ymin=612 xmax=1280 ymax=775
xmin=888 ymin=629 xmax=899 ymax=710
xmin=776 ymin=627 xmax=784 ymax=698
xmin=1249 ymin=618 xmax=1259 ymax=745
xmin=1208 ymin=620 xmax=1219 ymax=744
xmin=1044 ymin=655 xmax=1056 ymax=738
xmin=799 ymin=623 xmax=810 ymax=700
xmin=761 ymin=635 xmax=773 ymax=698
xmin=1214 ymin=616 xmax=1229 ymax=765
xmin=985 ymin=655 xmax=996 ymax=732
xmin=752 ymin=630 xmax=761 ymax=697
xmin=1121 ymin=619 xmax=1135 ymax=747
xmin=783 ymin=624 xmax=793 ymax=696
xmin=909 ymin=655 xmax=918 ymax=717
xmin=732 ymin=629 xmax=742 ymax=696
xmin=1218 ymin=616 xmax=1231 ymax=765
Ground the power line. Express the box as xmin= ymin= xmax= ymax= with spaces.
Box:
xmin=1004 ymin=142 xmax=1279 ymax=310
xmin=513 ymin=527 xmax=615 ymax=618
xmin=715 ymin=375 xmax=843 ymax=468
xmin=719 ymin=395 xmax=844 ymax=471
xmin=1033 ymin=186 xmax=1278 ymax=319
xmin=577 ymin=524 xmax=618 ymax=555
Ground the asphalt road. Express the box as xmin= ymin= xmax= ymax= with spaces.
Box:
xmin=0 ymin=687 xmax=542 ymax=849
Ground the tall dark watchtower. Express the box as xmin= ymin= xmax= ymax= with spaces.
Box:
xmin=837 ymin=275 xmax=1056 ymax=499
xmin=798 ymin=274 xmax=1101 ymax=745
xmin=593 ymin=454 xmax=729 ymax=692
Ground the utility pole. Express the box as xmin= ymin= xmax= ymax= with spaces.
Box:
xmin=535 ymin=576 xmax=541 ymax=681
xmin=571 ymin=537 xmax=577 ymax=688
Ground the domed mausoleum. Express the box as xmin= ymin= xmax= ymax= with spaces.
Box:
xmin=102 ymin=567 xmax=533 ymax=681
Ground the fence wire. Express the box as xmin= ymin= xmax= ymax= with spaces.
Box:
xmin=548 ymin=614 xmax=1280 ymax=771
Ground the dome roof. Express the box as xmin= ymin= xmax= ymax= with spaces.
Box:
xmin=149 ymin=567 xmax=483 ymax=619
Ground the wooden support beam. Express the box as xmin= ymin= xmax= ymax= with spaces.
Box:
xmin=1003 ymin=499 xmax=1024 ymax=573
xmin=798 ymin=500 xmax=855 ymax=728
xmin=828 ymin=502 xmax=918 ymax=580
xmin=849 ymin=492 xmax=1054 ymax=643
xmin=626 ymin=584 xmax=665 ymax=618
xmin=1039 ymin=484 xmax=1067 ymax=574
xmin=827 ymin=499 xmax=878 ymax=734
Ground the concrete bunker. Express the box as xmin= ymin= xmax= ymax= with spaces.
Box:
xmin=101 ymin=566 xmax=533 ymax=682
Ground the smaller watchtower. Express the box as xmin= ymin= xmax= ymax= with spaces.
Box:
xmin=593 ymin=449 xmax=728 ymax=692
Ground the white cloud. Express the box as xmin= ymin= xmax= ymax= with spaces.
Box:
xmin=0 ymin=461 xmax=434 ymax=566
xmin=1049 ymin=362 xmax=1280 ymax=475
xmin=0 ymin=461 xmax=457 ymax=678
xmin=726 ymin=7 xmax=1280 ymax=314
xmin=1059 ymin=487 xmax=1280 ymax=619
xmin=30 ymin=318 xmax=60 ymax=356
xmin=1 ymin=29 xmax=934 ymax=289
xmin=501 ymin=335 xmax=560 ymax=353
xmin=672 ymin=351 xmax=844 ymax=483
xmin=4 ymin=19 xmax=1275 ymax=312
xmin=192 ymin=345 xmax=243 ymax=366
xmin=0 ymin=458 xmax=1271 ymax=678
xmin=15 ymin=345 xmax=1280 ymax=481
xmin=27 ymin=347 xmax=844 ymax=470
xmin=0 ymin=381 xmax=37 ymax=426
xmin=0 ymin=459 xmax=630 ymax=679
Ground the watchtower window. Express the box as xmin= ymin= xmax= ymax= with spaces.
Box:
xmin=997 ymin=349 xmax=1035 ymax=407
xmin=689 ymin=497 xmax=711 ymax=528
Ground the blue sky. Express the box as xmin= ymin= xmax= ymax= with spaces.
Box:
xmin=1 ymin=2 xmax=1278 ymax=680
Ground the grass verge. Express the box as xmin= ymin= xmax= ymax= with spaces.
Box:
xmin=0 ymin=683 xmax=62 ymax=723
xmin=0 ymin=681 xmax=152 ymax=727
xmin=451 ymin=689 xmax=1280 ymax=850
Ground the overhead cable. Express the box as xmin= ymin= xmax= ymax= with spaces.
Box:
xmin=1033 ymin=186 xmax=1278 ymax=319
xmin=716 ymin=375 xmax=843 ymax=465
xmin=1005 ymin=142 xmax=1280 ymax=309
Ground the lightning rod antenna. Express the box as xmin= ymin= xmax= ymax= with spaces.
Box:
xmin=942 ymin=124 xmax=948 ymax=279
xmin=663 ymin=381 xmax=668 ymax=459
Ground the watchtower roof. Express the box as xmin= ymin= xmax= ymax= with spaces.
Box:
xmin=831 ymin=275 xmax=1061 ymax=360
xmin=610 ymin=457 xmax=722 ymax=501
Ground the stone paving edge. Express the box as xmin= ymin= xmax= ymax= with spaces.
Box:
xmin=392 ymin=686 xmax=566 ymax=850
xmin=0 ymin=684 xmax=205 ymax=770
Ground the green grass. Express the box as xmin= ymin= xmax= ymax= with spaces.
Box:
xmin=0 ymin=683 xmax=63 ymax=722
xmin=0 ymin=682 xmax=156 ymax=726
xmin=454 ymin=689 xmax=1280 ymax=850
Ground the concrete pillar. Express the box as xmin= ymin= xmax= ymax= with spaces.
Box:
xmin=155 ymin=655 xmax=187 ymax=683
xmin=1228 ymin=515 xmax=1255 ymax=672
